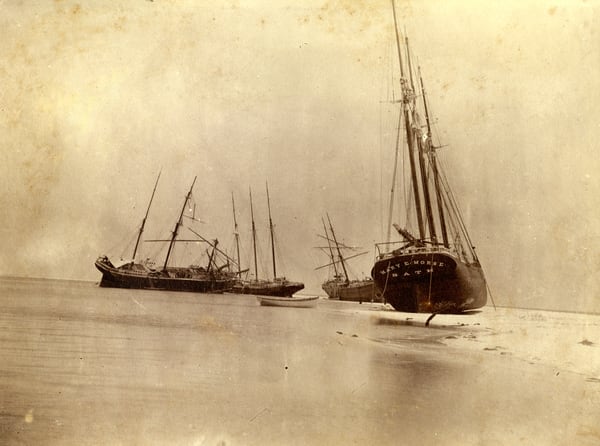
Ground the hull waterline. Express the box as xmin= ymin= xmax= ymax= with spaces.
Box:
xmin=95 ymin=257 xmax=235 ymax=294
xmin=232 ymin=280 xmax=304 ymax=297
xmin=322 ymin=279 xmax=382 ymax=303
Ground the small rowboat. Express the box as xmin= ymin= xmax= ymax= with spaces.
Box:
xmin=256 ymin=295 xmax=319 ymax=308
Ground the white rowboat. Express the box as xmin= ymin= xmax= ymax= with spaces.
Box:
xmin=256 ymin=295 xmax=319 ymax=308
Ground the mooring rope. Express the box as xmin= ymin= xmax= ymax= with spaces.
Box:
xmin=427 ymin=250 xmax=435 ymax=307
xmin=381 ymin=263 xmax=392 ymax=304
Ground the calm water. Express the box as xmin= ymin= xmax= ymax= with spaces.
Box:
xmin=0 ymin=277 xmax=597 ymax=445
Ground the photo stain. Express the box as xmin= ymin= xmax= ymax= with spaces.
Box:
xmin=24 ymin=409 xmax=34 ymax=424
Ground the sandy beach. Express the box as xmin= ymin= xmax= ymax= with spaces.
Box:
xmin=364 ymin=305 xmax=600 ymax=380
xmin=1 ymin=277 xmax=599 ymax=445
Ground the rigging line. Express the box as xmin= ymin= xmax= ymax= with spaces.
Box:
xmin=379 ymin=95 xmax=385 ymax=240
xmin=385 ymin=36 xmax=397 ymax=104
xmin=425 ymin=158 xmax=443 ymax=239
xmin=273 ymin=230 xmax=287 ymax=278
xmin=386 ymin=105 xmax=403 ymax=244
xmin=148 ymin=239 xmax=164 ymax=262
xmin=404 ymin=175 xmax=414 ymax=235
xmin=326 ymin=214 xmax=348 ymax=281
xmin=255 ymin=235 xmax=268 ymax=280
xmin=132 ymin=170 xmax=161 ymax=261
xmin=382 ymin=27 xmax=403 ymax=242
xmin=315 ymin=251 xmax=369 ymax=270
xmin=380 ymin=93 xmax=396 ymax=239
xmin=486 ymin=281 xmax=497 ymax=311
xmin=430 ymin=112 xmax=443 ymax=149
xmin=381 ymin=264 xmax=392 ymax=305
xmin=427 ymin=250 xmax=435 ymax=305
xmin=108 ymin=229 xmax=136 ymax=259
xmin=434 ymin=186 xmax=460 ymax=255
xmin=238 ymin=239 xmax=251 ymax=279
xmin=181 ymin=242 xmax=191 ymax=267
xmin=434 ymin=159 xmax=464 ymax=236
xmin=185 ymin=225 xmax=237 ymax=265
xmin=345 ymin=262 xmax=359 ymax=281
xmin=190 ymin=251 xmax=206 ymax=268
xmin=443 ymin=206 xmax=460 ymax=253
xmin=421 ymin=157 xmax=435 ymax=241
xmin=402 ymin=112 xmax=410 ymax=228
xmin=437 ymin=159 xmax=478 ymax=260
xmin=315 ymin=234 xmax=360 ymax=250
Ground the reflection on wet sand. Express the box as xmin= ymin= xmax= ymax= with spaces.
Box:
xmin=1 ymin=277 xmax=598 ymax=445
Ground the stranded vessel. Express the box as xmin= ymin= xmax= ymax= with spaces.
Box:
xmin=317 ymin=214 xmax=381 ymax=303
xmin=95 ymin=175 xmax=238 ymax=293
xmin=231 ymin=184 xmax=304 ymax=297
xmin=371 ymin=0 xmax=487 ymax=313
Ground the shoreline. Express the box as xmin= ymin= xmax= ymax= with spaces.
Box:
xmin=351 ymin=304 xmax=600 ymax=380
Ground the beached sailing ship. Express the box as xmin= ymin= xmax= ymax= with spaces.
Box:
xmin=231 ymin=185 xmax=304 ymax=297
xmin=371 ymin=0 xmax=487 ymax=313
xmin=95 ymin=175 xmax=238 ymax=293
xmin=317 ymin=214 xmax=381 ymax=302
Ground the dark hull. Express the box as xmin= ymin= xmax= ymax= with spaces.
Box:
xmin=95 ymin=257 xmax=235 ymax=294
xmin=231 ymin=280 xmax=304 ymax=297
xmin=371 ymin=251 xmax=487 ymax=313
xmin=322 ymin=279 xmax=383 ymax=303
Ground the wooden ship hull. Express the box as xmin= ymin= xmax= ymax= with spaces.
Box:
xmin=95 ymin=256 xmax=236 ymax=293
xmin=95 ymin=176 xmax=241 ymax=295
xmin=322 ymin=278 xmax=382 ymax=303
xmin=317 ymin=214 xmax=378 ymax=303
xmin=371 ymin=250 xmax=486 ymax=313
xmin=369 ymin=1 xmax=489 ymax=314
xmin=232 ymin=279 xmax=304 ymax=297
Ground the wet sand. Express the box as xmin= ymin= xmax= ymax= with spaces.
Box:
xmin=1 ymin=277 xmax=599 ymax=445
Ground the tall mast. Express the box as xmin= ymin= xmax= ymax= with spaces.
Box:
xmin=416 ymin=134 xmax=437 ymax=243
xmin=322 ymin=217 xmax=339 ymax=277
xmin=403 ymin=106 xmax=425 ymax=240
xmin=391 ymin=0 xmax=405 ymax=80
xmin=386 ymin=110 xmax=403 ymax=244
xmin=391 ymin=0 xmax=425 ymax=240
xmin=406 ymin=35 xmax=436 ymax=243
xmin=327 ymin=214 xmax=349 ymax=283
xmin=249 ymin=187 xmax=258 ymax=281
xmin=231 ymin=193 xmax=242 ymax=275
xmin=266 ymin=182 xmax=277 ymax=279
xmin=405 ymin=35 xmax=416 ymax=91
xmin=206 ymin=239 xmax=217 ymax=272
xmin=419 ymin=66 xmax=449 ymax=247
xmin=163 ymin=176 xmax=196 ymax=271
xmin=132 ymin=171 xmax=161 ymax=261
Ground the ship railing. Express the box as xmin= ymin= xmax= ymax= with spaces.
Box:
xmin=374 ymin=241 xmax=458 ymax=260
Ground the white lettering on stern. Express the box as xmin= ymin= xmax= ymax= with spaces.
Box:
xmin=379 ymin=259 xmax=447 ymax=277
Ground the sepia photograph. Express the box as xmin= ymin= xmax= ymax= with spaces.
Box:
xmin=1 ymin=0 xmax=599 ymax=444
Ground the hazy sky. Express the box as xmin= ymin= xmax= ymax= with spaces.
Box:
xmin=1 ymin=0 xmax=598 ymax=313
